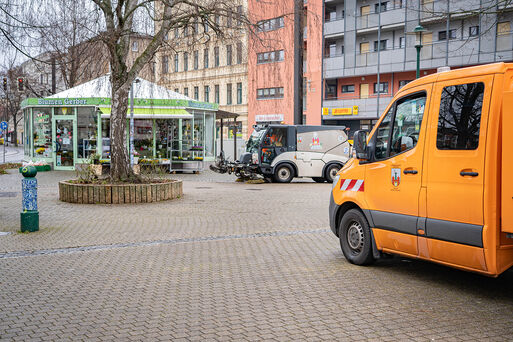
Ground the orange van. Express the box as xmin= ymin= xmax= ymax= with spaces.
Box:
xmin=329 ymin=63 xmax=513 ymax=276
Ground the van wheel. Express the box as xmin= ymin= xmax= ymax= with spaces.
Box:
xmin=325 ymin=164 xmax=342 ymax=183
xmin=339 ymin=209 xmax=375 ymax=265
xmin=273 ymin=164 xmax=294 ymax=183
xmin=312 ymin=177 xmax=325 ymax=183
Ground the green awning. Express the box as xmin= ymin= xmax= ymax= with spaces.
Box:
xmin=99 ymin=107 xmax=192 ymax=119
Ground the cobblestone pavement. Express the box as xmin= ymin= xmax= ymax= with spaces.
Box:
xmin=1 ymin=170 xmax=513 ymax=341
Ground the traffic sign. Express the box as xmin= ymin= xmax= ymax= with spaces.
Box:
xmin=0 ymin=121 xmax=7 ymax=130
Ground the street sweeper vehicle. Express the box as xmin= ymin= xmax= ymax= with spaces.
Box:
xmin=210 ymin=124 xmax=351 ymax=183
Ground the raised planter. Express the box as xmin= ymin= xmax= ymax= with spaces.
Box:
xmin=58 ymin=179 xmax=182 ymax=204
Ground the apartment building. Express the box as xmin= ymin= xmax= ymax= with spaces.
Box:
xmin=322 ymin=0 xmax=513 ymax=133
xmin=247 ymin=0 xmax=323 ymax=129
xmin=156 ymin=4 xmax=249 ymax=137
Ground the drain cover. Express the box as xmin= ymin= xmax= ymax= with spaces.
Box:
xmin=0 ymin=232 xmax=12 ymax=236
xmin=245 ymin=188 xmax=263 ymax=191
xmin=0 ymin=192 xmax=16 ymax=198
xmin=195 ymin=187 xmax=212 ymax=189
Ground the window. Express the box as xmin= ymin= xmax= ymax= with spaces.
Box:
xmin=227 ymin=11 xmax=232 ymax=27
xmin=204 ymin=48 xmax=209 ymax=68
xmin=374 ymin=82 xmax=388 ymax=94
xmin=325 ymin=43 xmax=337 ymax=57
xmin=374 ymin=110 xmax=392 ymax=160
xmin=227 ymin=44 xmax=232 ymax=65
xmin=193 ymin=20 xmax=199 ymax=35
xmin=373 ymin=39 xmax=387 ymax=51
xmin=194 ymin=50 xmax=199 ymax=70
xmin=237 ymin=82 xmax=243 ymax=104
xmin=399 ymin=36 xmax=405 ymax=48
xmin=204 ymin=85 xmax=210 ymax=102
xmin=390 ymin=93 xmax=426 ymax=156
xmin=174 ymin=54 xmax=179 ymax=72
xmin=215 ymin=14 xmax=220 ymax=25
xmin=374 ymin=2 xmax=388 ymax=13
xmin=437 ymin=82 xmax=484 ymax=150
xmin=469 ymin=26 xmax=479 ymax=37
xmin=237 ymin=5 xmax=243 ymax=27
xmin=162 ymin=55 xmax=169 ymax=74
xmin=184 ymin=87 xmax=189 ymax=97
xmin=237 ymin=42 xmax=243 ymax=64
xmin=174 ymin=88 xmax=179 ymax=93
xmin=498 ymin=21 xmax=510 ymax=36
xmin=257 ymin=87 xmax=284 ymax=99
xmin=204 ymin=22 xmax=209 ymax=32
xmin=194 ymin=86 xmax=199 ymax=100
xmin=256 ymin=49 xmax=284 ymax=64
xmin=183 ymin=26 xmax=189 ymax=37
xmin=227 ymin=83 xmax=232 ymax=105
xmin=438 ymin=29 xmax=457 ymax=41
xmin=341 ymin=84 xmax=355 ymax=93
xmin=398 ymin=80 xmax=411 ymax=89
xmin=132 ymin=41 xmax=139 ymax=52
xmin=174 ymin=28 xmax=179 ymax=38
xmin=215 ymin=84 xmax=220 ymax=104
xmin=325 ymin=81 xmax=337 ymax=99
xmin=184 ymin=52 xmax=189 ymax=71
xmin=214 ymin=47 xmax=220 ymax=67
xmin=257 ymin=16 xmax=284 ymax=32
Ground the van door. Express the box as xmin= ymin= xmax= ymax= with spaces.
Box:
xmin=424 ymin=76 xmax=492 ymax=266
xmin=365 ymin=86 xmax=431 ymax=256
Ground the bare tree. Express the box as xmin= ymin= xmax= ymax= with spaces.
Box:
xmin=0 ymin=0 xmax=251 ymax=181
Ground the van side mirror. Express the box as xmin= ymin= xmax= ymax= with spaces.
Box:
xmin=353 ymin=130 xmax=369 ymax=160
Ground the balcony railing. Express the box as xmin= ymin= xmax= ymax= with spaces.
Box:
xmin=357 ymin=2 xmax=405 ymax=30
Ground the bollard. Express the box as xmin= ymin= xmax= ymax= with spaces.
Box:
xmin=20 ymin=165 xmax=39 ymax=232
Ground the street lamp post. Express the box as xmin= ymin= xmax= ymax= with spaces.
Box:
xmin=413 ymin=25 xmax=427 ymax=79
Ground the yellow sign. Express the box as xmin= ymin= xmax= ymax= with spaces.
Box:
xmin=352 ymin=105 xmax=359 ymax=115
xmin=332 ymin=108 xmax=353 ymax=116
xmin=322 ymin=108 xmax=329 ymax=115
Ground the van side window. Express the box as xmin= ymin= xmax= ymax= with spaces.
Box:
xmin=390 ymin=94 xmax=426 ymax=156
xmin=436 ymin=82 xmax=484 ymax=150
xmin=374 ymin=110 xmax=392 ymax=160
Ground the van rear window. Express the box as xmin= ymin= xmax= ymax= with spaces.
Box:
xmin=436 ymin=82 xmax=484 ymax=150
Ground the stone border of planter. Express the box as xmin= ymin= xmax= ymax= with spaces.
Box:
xmin=58 ymin=179 xmax=182 ymax=204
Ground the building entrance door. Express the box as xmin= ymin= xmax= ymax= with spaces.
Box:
xmin=54 ymin=118 xmax=76 ymax=170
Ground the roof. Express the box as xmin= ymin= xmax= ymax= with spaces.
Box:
xmin=48 ymin=74 xmax=195 ymax=101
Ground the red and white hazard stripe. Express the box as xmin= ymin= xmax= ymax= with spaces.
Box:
xmin=339 ymin=179 xmax=364 ymax=192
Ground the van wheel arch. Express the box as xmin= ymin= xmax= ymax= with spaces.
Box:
xmin=335 ymin=202 xmax=381 ymax=260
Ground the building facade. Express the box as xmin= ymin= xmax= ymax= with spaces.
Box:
xmin=321 ymin=0 xmax=513 ymax=133
xmin=247 ymin=0 xmax=323 ymax=129
xmin=156 ymin=3 xmax=249 ymax=138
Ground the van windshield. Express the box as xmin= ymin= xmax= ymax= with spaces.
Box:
xmin=246 ymin=129 xmax=265 ymax=153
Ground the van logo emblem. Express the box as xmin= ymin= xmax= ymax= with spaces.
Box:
xmin=391 ymin=168 xmax=401 ymax=187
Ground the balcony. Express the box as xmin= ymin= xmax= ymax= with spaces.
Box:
xmin=421 ymin=0 xmax=481 ymax=22
xmin=355 ymin=49 xmax=403 ymax=67
xmin=323 ymin=55 xmax=344 ymax=79
xmin=324 ymin=18 xmax=344 ymax=38
xmin=357 ymin=6 xmax=405 ymax=31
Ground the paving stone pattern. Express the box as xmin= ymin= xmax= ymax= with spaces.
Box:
xmin=0 ymin=169 xmax=513 ymax=341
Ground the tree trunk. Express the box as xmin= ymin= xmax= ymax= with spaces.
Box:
xmin=109 ymin=78 xmax=133 ymax=181
xmin=12 ymin=112 xmax=18 ymax=147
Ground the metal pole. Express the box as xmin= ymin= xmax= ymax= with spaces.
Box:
xmin=445 ymin=1 xmax=450 ymax=66
xmin=416 ymin=45 xmax=421 ymax=79
xmin=376 ymin=1 xmax=382 ymax=118
xmin=233 ymin=119 xmax=237 ymax=161
xmin=130 ymin=82 xmax=134 ymax=168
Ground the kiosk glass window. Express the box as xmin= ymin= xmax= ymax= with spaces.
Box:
xmin=205 ymin=114 xmax=214 ymax=157
xmin=101 ymin=118 xmax=110 ymax=158
xmin=32 ymin=107 xmax=52 ymax=158
xmin=77 ymin=107 xmax=98 ymax=159
xmin=194 ymin=112 xmax=204 ymax=151
xmin=55 ymin=107 xmax=73 ymax=115
xmin=156 ymin=119 xmax=171 ymax=159
xmin=134 ymin=120 xmax=153 ymax=158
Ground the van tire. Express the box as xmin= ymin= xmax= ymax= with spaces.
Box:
xmin=325 ymin=164 xmax=342 ymax=183
xmin=312 ymin=177 xmax=325 ymax=183
xmin=339 ymin=209 xmax=375 ymax=265
xmin=273 ymin=164 xmax=294 ymax=183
